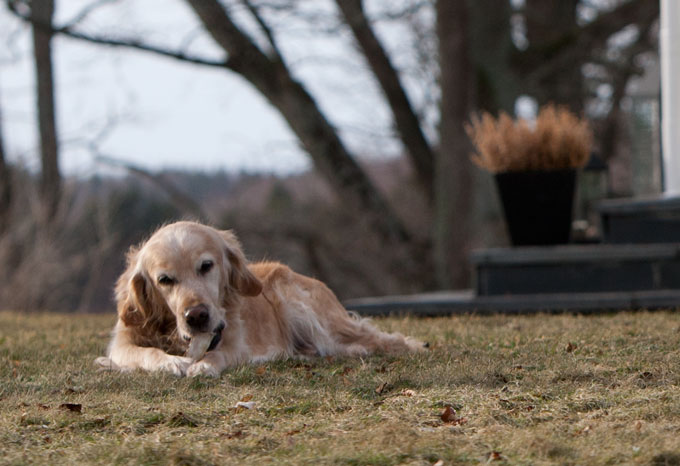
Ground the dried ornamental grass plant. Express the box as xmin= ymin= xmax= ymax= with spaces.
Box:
xmin=466 ymin=105 xmax=593 ymax=173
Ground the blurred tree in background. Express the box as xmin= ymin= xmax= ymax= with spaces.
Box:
xmin=0 ymin=0 xmax=660 ymax=310
xmin=29 ymin=0 xmax=61 ymax=224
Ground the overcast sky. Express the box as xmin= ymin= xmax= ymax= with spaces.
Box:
xmin=0 ymin=1 xmax=427 ymax=177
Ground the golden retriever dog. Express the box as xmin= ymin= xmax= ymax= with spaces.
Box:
xmin=96 ymin=221 xmax=424 ymax=377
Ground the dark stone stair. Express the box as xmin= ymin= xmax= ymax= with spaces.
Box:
xmin=345 ymin=196 xmax=680 ymax=316
xmin=471 ymin=244 xmax=680 ymax=296
xmin=599 ymin=195 xmax=680 ymax=244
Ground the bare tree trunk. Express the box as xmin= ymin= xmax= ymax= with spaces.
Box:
xmin=31 ymin=0 xmax=61 ymax=223
xmin=185 ymin=0 xmax=412 ymax=246
xmin=0 ymin=99 xmax=11 ymax=234
xmin=524 ymin=0 xmax=582 ymax=111
xmin=336 ymin=0 xmax=435 ymax=196
xmin=434 ymin=0 xmax=473 ymax=288
xmin=468 ymin=0 xmax=517 ymax=113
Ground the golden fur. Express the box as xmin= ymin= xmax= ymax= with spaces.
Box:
xmin=95 ymin=221 xmax=424 ymax=377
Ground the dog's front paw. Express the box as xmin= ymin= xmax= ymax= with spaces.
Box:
xmin=186 ymin=360 xmax=220 ymax=378
xmin=94 ymin=356 xmax=116 ymax=370
xmin=159 ymin=355 xmax=193 ymax=376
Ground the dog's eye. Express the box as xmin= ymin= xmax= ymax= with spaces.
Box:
xmin=157 ymin=275 xmax=175 ymax=286
xmin=199 ymin=260 xmax=213 ymax=275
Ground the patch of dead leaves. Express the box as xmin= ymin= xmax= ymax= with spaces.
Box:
xmin=440 ymin=406 xmax=467 ymax=426
xmin=234 ymin=401 xmax=256 ymax=410
xmin=234 ymin=394 xmax=256 ymax=411
xmin=488 ymin=451 xmax=503 ymax=462
xmin=285 ymin=424 xmax=307 ymax=436
xmin=375 ymin=381 xmax=389 ymax=395
xmin=59 ymin=403 xmax=82 ymax=414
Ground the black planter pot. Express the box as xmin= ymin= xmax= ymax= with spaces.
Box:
xmin=494 ymin=169 xmax=576 ymax=246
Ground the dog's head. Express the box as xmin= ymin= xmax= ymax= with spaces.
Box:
xmin=115 ymin=222 xmax=262 ymax=345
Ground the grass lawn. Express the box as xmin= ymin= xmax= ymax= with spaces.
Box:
xmin=1 ymin=310 xmax=680 ymax=465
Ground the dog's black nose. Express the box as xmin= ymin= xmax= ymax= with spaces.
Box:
xmin=185 ymin=305 xmax=209 ymax=331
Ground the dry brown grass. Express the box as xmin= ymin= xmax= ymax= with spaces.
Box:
xmin=1 ymin=311 xmax=680 ymax=465
xmin=466 ymin=105 xmax=593 ymax=173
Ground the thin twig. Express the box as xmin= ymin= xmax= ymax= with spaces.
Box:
xmin=6 ymin=0 xmax=231 ymax=69
xmin=239 ymin=0 xmax=284 ymax=61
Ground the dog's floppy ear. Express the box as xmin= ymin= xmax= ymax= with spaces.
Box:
xmin=219 ymin=230 xmax=262 ymax=297
xmin=115 ymin=248 xmax=162 ymax=326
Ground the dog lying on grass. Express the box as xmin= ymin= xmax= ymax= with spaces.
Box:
xmin=96 ymin=221 xmax=424 ymax=377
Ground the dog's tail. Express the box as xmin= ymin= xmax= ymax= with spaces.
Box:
xmin=332 ymin=310 xmax=426 ymax=355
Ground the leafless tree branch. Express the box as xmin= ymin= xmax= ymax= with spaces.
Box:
xmin=336 ymin=0 xmax=434 ymax=196
xmin=60 ymin=0 xmax=120 ymax=29
xmin=515 ymin=0 xmax=658 ymax=85
xmin=5 ymin=0 xmax=231 ymax=69
xmin=599 ymin=17 xmax=658 ymax=162
xmin=239 ymin=0 xmax=284 ymax=61
xmin=185 ymin=0 xmax=414 ymax=245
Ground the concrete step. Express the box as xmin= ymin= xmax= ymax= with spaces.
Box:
xmin=343 ymin=289 xmax=680 ymax=317
xmin=471 ymin=243 xmax=680 ymax=296
xmin=598 ymin=195 xmax=680 ymax=243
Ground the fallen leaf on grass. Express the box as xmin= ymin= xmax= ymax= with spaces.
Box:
xmin=566 ymin=342 xmax=577 ymax=353
xmin=375 ymin=382 xmax=389 ymax=395
xmin=488 ymin=451 xmax=503 ymax=462
xmin=441 ymin=407 xmax=457 ymax=421
xmin=255 ymin=366 xmax=266 ymax=375
xmin=234 ymin=401 xmax=256 ymax=410
xmin=574 ymin=425 xmax=592 ymax=436
xmin=440 ymin=406 xmax=467 ymax=425
xmin=59 ymin=403 xmax=82 ymax=414
xmin=240 ymin=394 xmax=254 ymax=402
xmin=285 ymin=424 xmax=307 ymax=436
xmin=401 ymin=389 xmax=416 ymax=397
xmin=639 ymin=371 xmax=653 ymax=381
